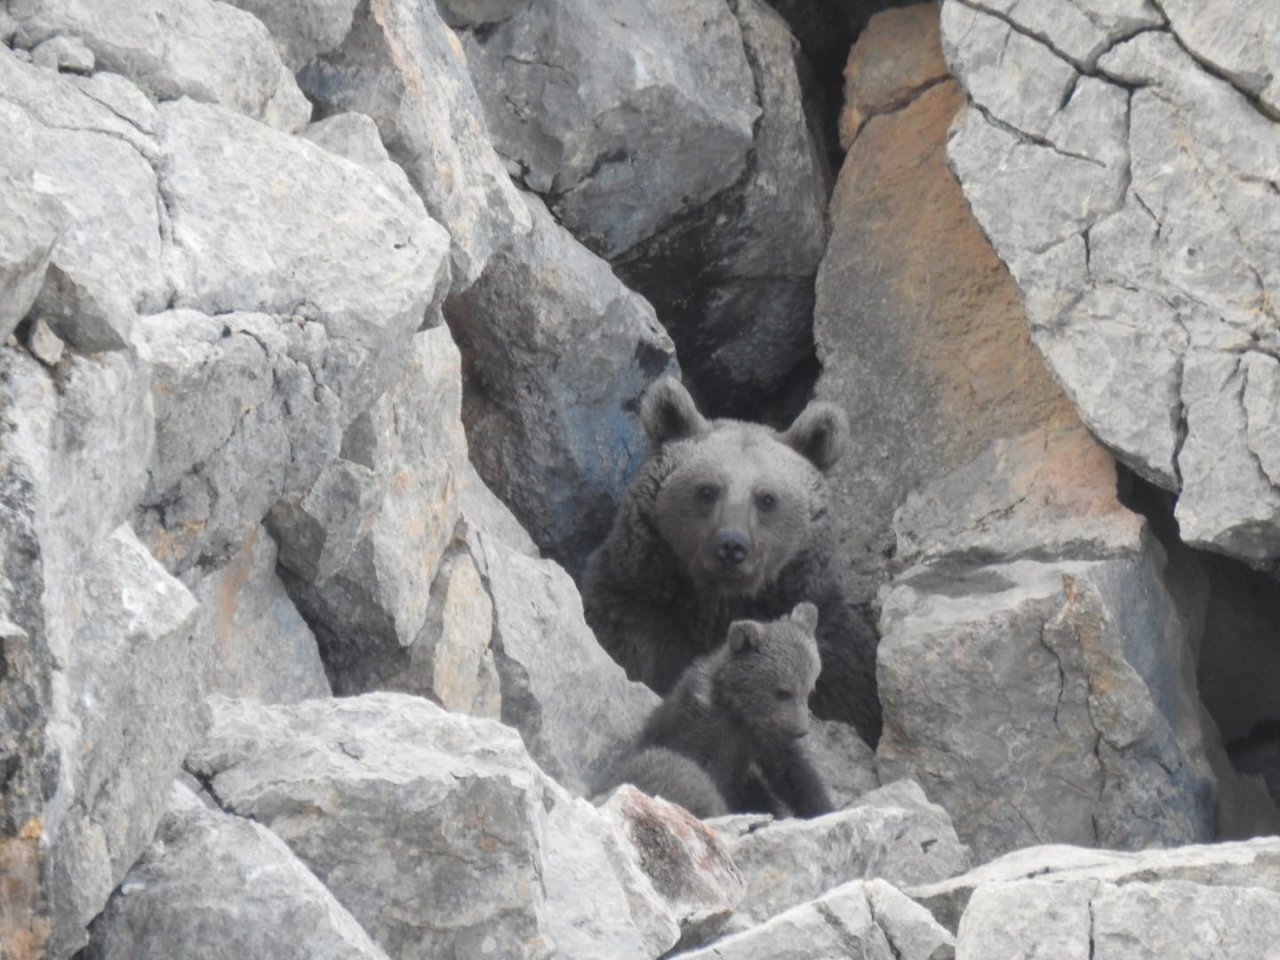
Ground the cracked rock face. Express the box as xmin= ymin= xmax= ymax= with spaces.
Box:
xmin=942 ymin=0 xmax=1280 ymax=566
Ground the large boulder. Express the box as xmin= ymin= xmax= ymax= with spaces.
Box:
xmin=84 ymin=784 xmax=390 ymax=960
xmin=186 ymin=693 xmax=719 ymax=959
xmin=446 ymin=191 xmax=677 ymax=572
xmin=296 ymin=0 xmax=531 ymax=291
xmin=942 ymin=0 xmax=1280 ymax=565
xmin=814 ymin=4 xmax=1077 ymax=602
xmin=8 ymin=0 xmax=310 ymax=131
xmin=454 ymin=0 xmax=758 ymax=259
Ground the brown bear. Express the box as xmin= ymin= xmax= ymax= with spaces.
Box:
xmin=582 ymin=377 xmax=881 ymax=747
xmin=596 ymin=603 xmax=832 ymax=819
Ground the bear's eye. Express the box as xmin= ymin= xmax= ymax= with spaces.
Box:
xmin=696 ymin=484 xmax=720 ymax=504
xmin=774 ymin=689 xmax=794 ymax=701
xmin=755 ymin=492 xmax=778 ymax=512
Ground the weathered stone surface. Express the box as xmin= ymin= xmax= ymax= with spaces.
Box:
xmin=943 ymin=2 xmax=1280 ymax=565
xmin=183 ymin=527 xmax=331 ymax=704
xmin=30 ymin=33 xmax=93 ymax=72
xmin=84 ymin=784 xmax=389 ymax=960
xmin=893 ymin=419 xmax=1146 ymax=568
xmin=136 ymin=98 xmax=449 ymax=572
xmin=807 ymin=717 xmax=880 ymax=808
xmin=221 ymin=0 xmax=361 ymax=71
xmin=613 ymin=0 xmax=829 ymax=417
xmin=24 ymin=317 xmax=63 ymax=367
xmin=446 ymin=190 xmax=677 ymax=571
xmin=480 ymin=527 xmax=660 ymax=795
xmin=277 ymin=328 xmax=466 ymax=682
xmin=839 ymin=4 xmax=948 ymax=150
xmin=435 ymin=0 xmax=528 ymax=28
xmin=716 ymin=780 xmax=971 ymax=927
xmin=301 ymin=111 xmax=421 ymax=213
xmin=10 ymin=0 xmax=310 ymax=131
xmin=188 ymin=693 xmax=690 ymax=959
xmin=0 ymin=156 xmax=59 ymax=343
xmin=877 ymin=536 xmax=1216 ymax=862
xmin=680 ymin=879 xmax=954 ymax=960
xmin=456 ymin=0 xmax=758 ymax=259
xmin=299 ymin=0 xmax=530 ymax=290
xmin=816 ymin=44 xmax=1075 ymax=600
xmin=601 ymin=786 xmax=745 ymax=949
xmin=956 ymin=873 xmax=1280 ymax=960
xmin=910 ymin=836 xmax=1280 ymax=934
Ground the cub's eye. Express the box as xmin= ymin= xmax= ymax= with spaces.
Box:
xmin=774 ymin=689 xmax=794 ymax=701
xmin=755 ymin=492 xmax=778 ymax=512
xmin=696 ymin=484 xmax=720 ymax=504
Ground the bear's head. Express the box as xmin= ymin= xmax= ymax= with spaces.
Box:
xmin=715 ymin=602 xmax=822 ymax=744
xmin=640 ymin=377 xmax=848 ymax=597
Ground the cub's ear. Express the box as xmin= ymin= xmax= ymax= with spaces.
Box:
xmin=727 ymin=620 xmax=765 ymax=655
xmin=789 ymin=602 xmax=819 ymax=634
xmin=641 ymin=377 xmax=709 ymax=446
xmin=782 ymin=401 xmax=848 ymax=472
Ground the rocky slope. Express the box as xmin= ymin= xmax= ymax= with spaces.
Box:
xmin=1 ymin=0 xmax=1278 ymax=957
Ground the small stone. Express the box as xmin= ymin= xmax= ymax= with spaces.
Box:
xmin=25 ymin=316 xmax=64 ymax=366
xmin=31 ymin=34 xmax=95 ymax=73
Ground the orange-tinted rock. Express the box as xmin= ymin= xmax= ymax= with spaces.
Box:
xmin=839 ymin=3 xmax=949 ymax=150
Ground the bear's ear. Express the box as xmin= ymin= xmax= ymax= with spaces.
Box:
xmin=727 ymin=620 xmax=764 ymax=655
xmin=789 ymin=602 xmax=819 ymax=634
xmin=641 ymin=377 xmax=709 ymax=446
xmin=782 ymin=402 xmax=849 ymax=472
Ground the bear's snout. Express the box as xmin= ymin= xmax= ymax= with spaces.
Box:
xmin=714 ymin=530 xmax=751 ymax=568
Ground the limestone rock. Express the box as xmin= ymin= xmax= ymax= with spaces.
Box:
xmin=876 ymin=537 xmax=1217 ymax=862
xmin=30 ymin=33 xmax=93 ymax=72
xmin=83 ymin=785 xmax=390 ymax=960
xmin=276 ymin=328 xmax=466 ymax=683
xmin=678 ymin=879 xmax=954 ymax=960
xmin=816 ymin=36 xmax=1075 ymax=600
xmin=446 ymin=190 xmax=677 ymax=571
xmin=909 ymin=836 xmax=1280 ymax=934
xmin=187 ymin=693 xmax=692 ymax=959
xmin=182 ymin=528 xmax=331 ymax=704
xmin=221 ymin=0 xmax=361 ymax=71
xmin=298 ymin=0 xmax=531 ymax=291
xmin=942 ymin=1 xmax=1280 ymax=565
xmin=807 ymin=717 xmax=880 ymax=808
xmin=9 ymin=0 xmax=311 ymax=131
xmin=839 ymin=4 xmax=948 ymax=149
xmin=435 ymin=0 xmax=528 ymax=29
xmin=716 ymin=780 xmax=971 ymax=927
xmin=0 ymin=161 xmax=59 ymax=344
xmin=456 ymin=0 xmax=758 ymax=259
xmin=614 ymin=0 xmax=830 ymax=417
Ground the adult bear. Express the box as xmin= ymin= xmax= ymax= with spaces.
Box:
xmin=582 ymin=377 xmax=881 ymax=747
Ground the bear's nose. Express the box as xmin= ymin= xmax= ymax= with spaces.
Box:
xmin=715 ymin=531 xmax=750 ymax=567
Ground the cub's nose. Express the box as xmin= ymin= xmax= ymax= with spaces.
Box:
xmin=715 ymin=531 xmax=750 ymax=567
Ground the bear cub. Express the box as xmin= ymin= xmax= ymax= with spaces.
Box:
xmin=597 ymin=603 xmax=833 ymax=820
xmin=582 ymin=376 xmax=881 ymax=746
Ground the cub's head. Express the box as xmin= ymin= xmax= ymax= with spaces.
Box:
xmin=641 ymin=377 xmax=848 ymax=596
xmin=714 ymin=603 xmax=823 ymax=744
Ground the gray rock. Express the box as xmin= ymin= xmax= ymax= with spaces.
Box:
xmin=457 ymin=0 xmax=758 ymax=258
xmin=715 ymin=779 xmax=971 ymax=926
xmin=30 ymin=33 xmax=94 ymax=72
xmin=276 ymin=327 xmax=467 ymax=686
xmin=10 ymin=0 xmax=311 ymax=131
xmin=182 ymin=527 xmax=331 ymax=704
xmin=445 ymin=190 xmax=677 ymax=571
xmin=678 ymin=880 xmax=953 ymax=960
xmin=600 ymin=786 xmax=745 ymax=948
xmin=50 ymin=524 xmax=203 ymax=957
xmin=301 ymin=112 xmax=422 ymax=213
xmin=24 ymin=316 xmax=64 ymax=367
xmin=957 ymin=875 xmax=1280 ymax=960
xmin=84 ymin=784 xmax=390 ymax=960
xmin=458 ymin=460 xmax=539 ymax=557
xmin=221 ymin=0 xmax=361 ymax=71
xmin=942 ymin=1 xmax=1280 ymax=564
xmin=613 ymin=0 xmax=829 ymax=415
xmin=435 ymin=0 xmax=528 ymax=28
xmin=0 ymin=147 xmax=60 ymax=343
xmin=298 ymin=0 xmax=531 ymax=291
xmin=807 ymin=717 xmax=880 ymax=808
xmin=909 ymin=836 xmax=1280 ymax=934
xmin=876 ymin=537 xmax=1217 ymax=862
xmin=480 ymin=527 xmax=660 ymax=795
xmin=188 ymin=693 xmax=691 ymax=959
